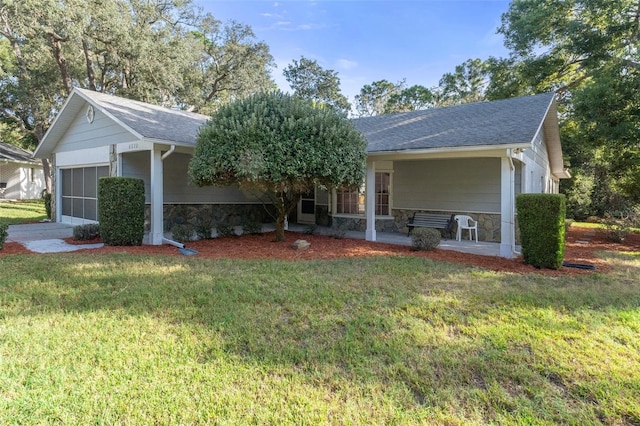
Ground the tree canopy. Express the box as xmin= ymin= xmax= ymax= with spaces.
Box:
xmin=188 ymin=92 xmax=367 ymax=241
xmin=0 ymin=0 xmax=275 ymax=190
xmin=498 ymin=0 xmax=640 ymax=216
xmin=283 ymin=56 xmax=351 ymax=115
xmin=353 ymin=79 xmax=404 ymax=117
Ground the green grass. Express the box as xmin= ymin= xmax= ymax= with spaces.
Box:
xmin=0 ymin=200 xmax=47 ymax=225
xmin=1 ymin=251 xmax=639 ymax=424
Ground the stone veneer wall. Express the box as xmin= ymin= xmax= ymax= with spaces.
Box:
xmin=393 ymin=209 xmax=503 ymax=242
xmin=146 ymin=205 xmax=512 ymax=243
xmin=331 ymin=209 xmax=505 ymax=242
xmin=144 ymin=204 xmax=274 ymax=232
xmin=331 ymin=216 xmax=401 ymax=233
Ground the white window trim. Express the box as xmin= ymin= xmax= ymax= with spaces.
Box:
xmin=332 ymin=171 xmax=394 ymax=218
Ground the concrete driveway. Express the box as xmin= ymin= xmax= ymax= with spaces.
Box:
xmin=6 ymin=222 xmax=103 ymax=253
xmin=7 ymin=222 xmax=74 ymax=242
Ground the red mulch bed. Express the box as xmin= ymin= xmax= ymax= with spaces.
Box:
xmin=2 ymin=226 xmax=639 ymax=277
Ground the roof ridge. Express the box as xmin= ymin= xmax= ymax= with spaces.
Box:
xmin=74 ymin=87 xmax=211 ymax=121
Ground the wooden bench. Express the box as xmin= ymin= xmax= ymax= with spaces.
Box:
xmin=406 ymin=212 xmax=455 ymax=238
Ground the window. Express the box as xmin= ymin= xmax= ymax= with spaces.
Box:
xmin=29 ymin=168 xmax=35 ymax=182
xmin=336 ymin=187 xmax=364 ymax=214
xmin=375 ymin=172 xmax=390 ymax=215
xmin=335 ymin=172 xmax=391 ymax=216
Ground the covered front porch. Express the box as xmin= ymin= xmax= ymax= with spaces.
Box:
xmin=352 ymin=151 xmax=525 ymax=259
xmin=317 ymin=224 xmax=514 ymax=257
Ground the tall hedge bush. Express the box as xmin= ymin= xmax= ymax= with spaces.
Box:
xmin=0 ymin=222 xmax=8 ymax=250
xmin=98 ymin=177 xmax=145 ymax=246
xmin=516 ymin=194 xmax=566 ymax=269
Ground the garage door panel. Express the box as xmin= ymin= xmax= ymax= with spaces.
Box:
xmin=72 ymin=169 xmax=84 ymax=197
xmin=61 ymin=166 xmax=109 ymax=222
xmin=62 ymin=197 xmax=72 ymax=216
xmin=84 ymin=199 xmax=97 ymax=221
xmin=62 ymin=169 xmax=72 ymax=197
xmin=84 ymin=168 xmax=97 ymax=197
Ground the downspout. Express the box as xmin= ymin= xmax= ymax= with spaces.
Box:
xmin=161 ymin=144 xmax=175 ymax=161
xmin=159 ymin=145 xmax=185 ymax=248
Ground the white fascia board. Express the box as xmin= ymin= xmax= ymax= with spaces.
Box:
xmin=366 ymin=143 xmax=530 ymax=161
xmin=0 ymin=159 xmax=40 ymax=167
xmin=34 ymin=90 xmax=81 ymax=158
xmin=117 ymin=140 xmax=156 ymax=153
xmin=117 ymin=138 xmax=195 ymax=154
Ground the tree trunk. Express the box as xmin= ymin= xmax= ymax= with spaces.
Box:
xmin=274 ymin=215 xmax=285 ymax=242
xmin=272 ymin=190 xmax=301 ymax=242
xmin=49 ymin=35 xmax=73 ymax=95
xmin=82 ymin=39 xmax=97 ymax=91
xmin=41 ymin=158 xmax=52 ymax=194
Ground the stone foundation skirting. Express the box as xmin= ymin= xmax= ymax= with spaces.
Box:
xmin=144 ymin=203 xmax=275 ymax=232
xmin=330 ymin=210 xmax=504 ymax=242
xmin=330 ymin=216 xmax=402 ymax=233
xmin=393 ymin=209 xmax=503 ymax=242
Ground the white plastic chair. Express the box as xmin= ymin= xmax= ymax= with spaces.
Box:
xmin=454 ymin=215 xmax=478 ymax=242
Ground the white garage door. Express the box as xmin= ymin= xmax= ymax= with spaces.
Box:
xmin=60 ymin=166 xmax=109 ymax=222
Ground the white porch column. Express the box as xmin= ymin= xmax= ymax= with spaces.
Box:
xmin=55 ymin=167 xmax=62 ymax=223
xmin=150 ymin=148 xmax=163 ymax=245
xmin=500 ymin=155 xmax=515 ymax=258
xmin=365 ymin=159 xmax=376 ymax=241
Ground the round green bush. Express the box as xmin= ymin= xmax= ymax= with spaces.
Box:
xmin=171 ymin=224 xmax=195 ymax=243
xmin=0 ymin=222 xmax=8 ymax=250
xmin=411 ymin=227 xmax=441 ymax=251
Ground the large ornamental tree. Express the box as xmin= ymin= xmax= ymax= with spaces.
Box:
xmin=188 ymin=92 xmax=367 ymax=241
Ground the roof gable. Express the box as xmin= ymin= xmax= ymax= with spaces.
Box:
xmin=0 ymin=142 xmax=38 ymax=164
xmin=35 ymin=88 xmax=210 ymax=158
xmin=353 ymin=92 xmax=556 ymax=153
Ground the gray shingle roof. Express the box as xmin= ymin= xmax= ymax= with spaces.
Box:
xmin=76 ymin=88 xmax=210 ymax=145
xmin=0 ymin=142 xmax=38 ymax=163
xmin=353 ymin=92 xmax=555 ymax=153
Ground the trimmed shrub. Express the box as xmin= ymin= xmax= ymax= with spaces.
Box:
xmin=242 ymin=221 xmax=262 ymax=235
xmin=411 ymin=227 xmax=441 ymax=251
xmin=216 ymin=222 xmax=236 ymax=238
xmin=516 ymin=194 xmax=566 ymax=269
xmin=0 ymin=222 xmax=8 ymax=250
xmin=302 ymin=224 xmax=317 ymax=235
xmin=73 ymin=223 xmax=100 ymax=241
xmin=194 ymin=222 xmax=213 ymax=240
xmin=330 ymin=225 xmax=347 ymax=239
xmin=98 ymin=177 xmax=145 ymax=246
xmin=42 ymin=192 xmax=52 ymax=220
xmin=171 ymin=224 xmax=195 ymax=243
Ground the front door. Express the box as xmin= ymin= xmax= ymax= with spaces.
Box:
xmin=297 ymin=189 xmax=316 ymax=224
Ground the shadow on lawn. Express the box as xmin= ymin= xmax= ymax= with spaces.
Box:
xmin=3 ymin=253 xmax=640 ymax=423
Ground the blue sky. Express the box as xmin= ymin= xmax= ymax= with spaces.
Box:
xmin=202 ymin=0 xmax=513 ymax=102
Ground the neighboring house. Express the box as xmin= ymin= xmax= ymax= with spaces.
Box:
xmin=34 ymin=88 xmax=570 ymax=257
xmin=0 ymin=142 xmax=45 ymax=200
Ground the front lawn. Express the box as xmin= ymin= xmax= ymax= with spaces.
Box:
xmin=1 ymin=252 xmax=639 ymax=424
xmin=0 ymin=200 xmax=47 ymax=225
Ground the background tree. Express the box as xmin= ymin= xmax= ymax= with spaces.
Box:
xmin=282 ymin=56 xmax=351 ymax=115
xmin=353 ymin=79 xmax=404 ymax=117
xmin=0 ymin=0 xmax=275 ymax=190
xmin=499 ymin=0 xmax=640 ymax=215
xmin=188 ymin=92 xmax=367 ymax=241
xmin=385 ymin=84 xmax=435 ymax=113
xmin=436 ymin=58 xmax=489 ymax=105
